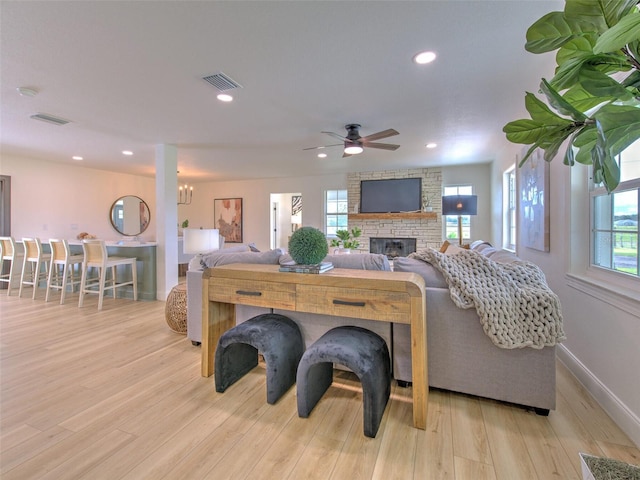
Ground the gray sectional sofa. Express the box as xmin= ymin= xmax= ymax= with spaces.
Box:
xmin=186 ymin=242 xmax=558 ymax=414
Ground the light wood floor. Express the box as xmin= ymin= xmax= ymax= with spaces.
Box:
xmin=1 ymin=290 xmax=638 ymax=480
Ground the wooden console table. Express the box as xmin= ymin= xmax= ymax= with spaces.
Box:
xmin=200 ymin=263 xmax=428 ymax=430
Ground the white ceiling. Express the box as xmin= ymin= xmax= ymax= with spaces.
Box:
xmin=1 ymin=0 xmax=562 ymax=183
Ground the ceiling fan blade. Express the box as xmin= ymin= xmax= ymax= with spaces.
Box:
xmin=302 ymin=143 xmax=342 ymax=151
xmin=360 ymin=128 xmax=399 ymax=142
xmin=322 ymin=131 xmax=348 ymax=141
xmin=365 ymin=142 xmax=400 ymax=151
xmin=342 ymin=151 xmax=354 ymax=158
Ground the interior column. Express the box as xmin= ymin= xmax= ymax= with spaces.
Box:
xmin=155 ymin=144 xmax=179 ymax=300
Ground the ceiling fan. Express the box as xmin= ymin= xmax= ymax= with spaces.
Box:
xmin=304 ymin=124 xmax=400 ymax=157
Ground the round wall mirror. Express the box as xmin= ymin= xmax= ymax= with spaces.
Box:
xmin=110 ymin=195 xmax=150 ymax=236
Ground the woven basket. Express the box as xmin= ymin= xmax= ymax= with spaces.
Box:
xmin=165 ymin=284 xmax=187 ymax=334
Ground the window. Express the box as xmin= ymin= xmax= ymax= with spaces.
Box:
xmin=443 ymin=185 xmax=473 ymax=242
xmin=503 ymin=165 xmax=516 ymax=251
xmin=591 ymin=140 xmax=639 ymax=278
xmin=325 ymin=189 xmax=348 ymax=236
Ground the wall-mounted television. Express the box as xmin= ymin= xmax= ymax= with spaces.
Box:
xmin=360 ymin=178 xmax=422 ymax=213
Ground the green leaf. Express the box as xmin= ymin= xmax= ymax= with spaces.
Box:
xmin=595 ymin=119 xmax=621 ymax=192
xmin=579 ymin=66 xmax=634 ymax=99
xmin=572 ymin=126 xmax=598 ymax=164
xmin=542 ymin=132 xmax=571 ymax=161
xmin=564 ymin=143 xmax=576 ymax=165
xmin=565 ymin=0 xmax=623 ymax=32
xmin=525 ymin=11 xmax=587 ymax=53
xmin=518 ymin=144 xmax=540 ymax=168
xmin=563 ymin=130 xmax=583 ymax=165
xmin=525 ymin=92 xmax=573 ymax=125
xmin=594 ymin=12 xmax=640 ymax=53
xmin=622 ymin=70 xmax=640 ymax=89
xmin=551 ymin=53 xmax=629 ymax=90
xmin=540 ymin=78 xmax=588 ymax=121
xmin=503 ymin=119 xmax=551 ymax=144
xmin=563 ymin=84 xmax=616 ymax=111
xmin=593 ymin=104 xmax=640 ymax=155
xmin=556 ymin=35 xmax=596 ymax=66
xmin=628 ymin=39 xmax=640 ymax=61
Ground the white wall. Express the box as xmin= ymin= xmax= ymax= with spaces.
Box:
xmin=492 ymin=146 xmax=640 ymax=447
xmin=1 ymin=155 xmax=156 ymax=241
xmin=178 ymin=174 xmax=346 ymax=252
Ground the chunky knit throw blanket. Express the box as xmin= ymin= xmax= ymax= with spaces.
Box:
xmin=410 ymin=248 xmax=565 ymax=349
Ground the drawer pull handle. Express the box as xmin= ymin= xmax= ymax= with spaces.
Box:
xmin=236 ymin=290 xmax=262 ymax=297
xmin=333 ymin=299 xmax=365 ymax=307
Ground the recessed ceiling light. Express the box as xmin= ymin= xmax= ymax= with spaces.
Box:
xmin=413 ymin=51 xmax=436 ymax=64
xmin=217 ymin=94 xmax=233 ymax=102
xmin=318 ymin=153 xmax=327 ymax=158
xmin=72 ymin=156 xmax=83 ymax=160
xmin=17 ymin=87 xmax=38 ymax=97
xmin=426 ymin=143 xmax=437 ymax=149
xmin=122 ymin=150 xmax=133 ymax=156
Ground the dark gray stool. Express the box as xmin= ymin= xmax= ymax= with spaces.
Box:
xmin=215 ymin=313 xmax=304 ymax=404
xmin=296 ymin=326 xmax=391 ymax=438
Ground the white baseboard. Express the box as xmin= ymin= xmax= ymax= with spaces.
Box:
xmin=557 ymin=344 xmax=640 ymax=448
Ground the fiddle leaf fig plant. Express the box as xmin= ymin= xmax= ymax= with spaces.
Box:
xmin=503 ymin=0 xmax=640 ymax=193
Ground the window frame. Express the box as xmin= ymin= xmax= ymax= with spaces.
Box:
xmin=589 ymin=144 xmax=639 ymax=280
xmin=443 ymin=185 xmax=473 ymax=243
xmin=503 ymin=165 xmax=517 ymax=251
xmin=325 ymin=189 xmax=348 ymax=237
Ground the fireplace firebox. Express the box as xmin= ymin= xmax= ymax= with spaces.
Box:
xmin=369 ymin=238 xmax=417 ymax=259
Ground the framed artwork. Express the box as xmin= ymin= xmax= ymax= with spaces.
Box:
xmin=291 ymin=195 xmax=302 ymax=216
xmin=214 ymin=198 xmax=243 ymax=243
xmin=517 ymin=149 xmax=550 ymax=252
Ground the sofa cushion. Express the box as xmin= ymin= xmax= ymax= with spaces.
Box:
xmin=279 ymin=252 xmax=391 ymax=271
xmin=200 ymin=248 xmax=283 ymax=269
xmin=393 ymin=256 xmax=448 ymax=288
xmin=485 ymin=249 xmax=521 ymax=264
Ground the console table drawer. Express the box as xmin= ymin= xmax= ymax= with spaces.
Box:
xmin=296 ymin=285 xmax=410 ymax=322
xmin=209 ymin=279 xmax=296 ymax=310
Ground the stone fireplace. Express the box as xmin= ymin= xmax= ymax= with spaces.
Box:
xmin=346 ymin=168 xmax=443 ymax=254
xmin=370 ymin=238 xmax=417 ymax=259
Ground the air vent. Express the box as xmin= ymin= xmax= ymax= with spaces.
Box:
xmin=202 ymin=72 xmax=243 ymax=91
xmin=30 ymin=113 xmax=71 ymax=126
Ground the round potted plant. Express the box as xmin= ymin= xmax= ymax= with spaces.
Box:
xmin=288 ymin=226 xmax=329 ymax=265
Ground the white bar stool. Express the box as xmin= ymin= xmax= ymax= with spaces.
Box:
xmin=46 ymin=238 xmax=85 ymax=305
xmin=0 ymin=236 xmax=25 ymax=296
xmin=78 ymin=239 xmax=138 ymax=310
xmin=19 ymin=237 xmax=51 ymax=299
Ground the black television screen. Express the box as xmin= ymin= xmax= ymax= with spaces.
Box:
xmin=360 ymin=178 xmax=422 ymax=213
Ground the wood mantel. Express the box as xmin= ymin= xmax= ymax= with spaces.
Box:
xmin=349 ymin=212 xmax=437 ymax=220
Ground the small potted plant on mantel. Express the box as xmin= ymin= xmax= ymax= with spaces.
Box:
xmin=422 ymin=192 xmax=434 ymax=212
xmin=330 ymin=226 xmax=362 ymax=254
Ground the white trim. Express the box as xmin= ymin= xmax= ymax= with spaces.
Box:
xmin=565 ymin=272 xmax=640 ymax=318
xmin=557 ymin=344 xmax=640 ymax=448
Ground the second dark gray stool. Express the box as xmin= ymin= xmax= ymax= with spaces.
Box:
xmin=215 ymin=313 xmax=304 ymax=404
xmin=296 ymin=325 xmax=391 ymax=438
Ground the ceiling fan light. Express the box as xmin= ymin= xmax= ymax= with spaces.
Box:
xmin=344 ymin=145 xmax=363 ymax=155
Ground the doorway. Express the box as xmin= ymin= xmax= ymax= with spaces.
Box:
xmin=269 ymin=192 xmax=302 ymax=250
